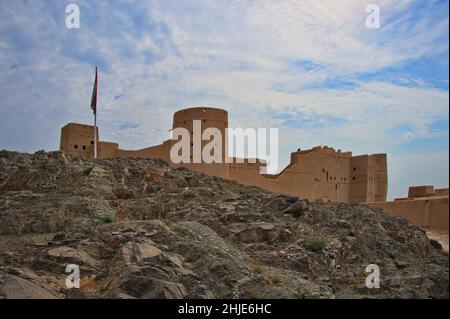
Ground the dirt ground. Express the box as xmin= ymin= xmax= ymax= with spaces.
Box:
xmin=426 ymin=229 xmax=449 ymax=252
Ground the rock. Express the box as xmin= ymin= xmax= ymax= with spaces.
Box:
xmin=223 ymin=191 xmax=240 ymax=202
xmin=133 ymin=242 xmax=163 ymax=263
xmin=266 ymin=195 xmax=296 ymax=211
xmin=234 ymin=222 xmax=281 ymax=242
xmin=394 ymin=260 xmax=408 ymax=269
xmin=336 ymin=219 xmax=353 ymax=229
xmin=429 ymin=239 xmax=443 ymax=250
xmin=114 ymin=277 xmax=188 ymax=299
xmin=281 ymin=200 xmax=311 ymax=217
xmin=0 ymin=274 xmax=57 ymax=299
xmin=114 ymin=187 xmax=134 ymax=200
xmin=47 ymin=246 xmax=99 ymax=268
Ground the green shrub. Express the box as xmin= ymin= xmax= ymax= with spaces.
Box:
xmin=102 ymin=213 xmax=115 ymax=223
xmin=304 ymin=237 xmax=327 ymax=252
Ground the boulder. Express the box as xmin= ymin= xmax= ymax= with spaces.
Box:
xmin=281 ymin=199 xmax=311 ymax=217
xmin=234 ymin=222 xmax=281 ymax=242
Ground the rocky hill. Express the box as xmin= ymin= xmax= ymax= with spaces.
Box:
xmin=0 ymin=150 xmax=448 ymax=299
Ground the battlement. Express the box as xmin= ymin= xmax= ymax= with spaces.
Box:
xmin=173 ymin=107 xmax=228 ymax=128
xmin=306 ymin=145 xmax=353 ymax=158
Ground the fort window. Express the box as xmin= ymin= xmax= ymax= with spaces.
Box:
xmin=91 ymin=141 xmax=94 ymax=145
xmin=322 ymin=168 xmax=325 ymax=173
xmin=353 ymin=167 xmax=356 ymax=171
xmin=82 ymin=145 xmax=86 ymax=150
xmin=352 ymin=177 xmax=356 ymax=181
xmin=335 ymin=184 xmax=338 ymax=190
xmin=74 ymin=145 xmax=78 ymax=149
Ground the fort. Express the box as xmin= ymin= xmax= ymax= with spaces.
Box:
xmin=60 ymin=106 xmax=448 ymax=230
xmin=61 ymin=107 xmax=388 ymax=203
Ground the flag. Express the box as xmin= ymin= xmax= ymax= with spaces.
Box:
xmin=90 ymin=66 xmax=98 ymax=115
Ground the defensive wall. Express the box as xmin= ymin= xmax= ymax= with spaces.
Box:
xmin=367 ymin=186 xmax=449 ymax=230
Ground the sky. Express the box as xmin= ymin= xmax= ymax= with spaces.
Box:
xmin=0 ymin=0 xmax=448 ymax=199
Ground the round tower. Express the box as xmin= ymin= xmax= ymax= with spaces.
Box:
xmin=172 ymin=107 xmax=228 ymax=163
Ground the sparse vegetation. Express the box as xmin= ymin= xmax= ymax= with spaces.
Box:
xmin=251 ymin=264 xmax=263 ymax=273
xmin=102 ymin=212 xmax=115 ymax=223
xmin=245 ymin=287 xmax=259 ymax=299
xmin=267 ymin=273 xmax=283 ymax=285
xmin=248 ymin=261 xmax=284 ymax=285
xmin=304 ymin=236 xmax=328 ymax=252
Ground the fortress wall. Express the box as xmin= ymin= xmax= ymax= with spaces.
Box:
xmin=229 ymin=163 xmax=317 ymax=199
xmin=349 ymin=155 xmax=369 ymax=202
xmin=229 ymin=162 xmax=261 ymax=184
xmin=435 ymin=188 xmax=449 ymax=196
xmin=98 ymin=141 xmax=118 ymax=158
xmin=408 ymin=185 xmax=434 ymax=198
xmin=373 ymin=154 xmax=388 ymax=202
xmin=226 ymin=146 xmax=386 ymax=202
xmin=367 ymin=197 xmax=449 ymax=230
xmin=428 ymin=197 xmax=449 ymax=229
xmin=60 ymin=126 xmax=69 ymax=151
xmin=300 ymin=149 xmax=351 ymax=202
xmin=182 ymin=162 xmax=230 ymax=179
xmin=115 ymin=142 xmax=171 ymax=162
xmin=263 ymin=169 xmax=316 ymax=199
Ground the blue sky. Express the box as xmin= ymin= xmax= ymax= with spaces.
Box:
xmin=0 ymin=0 xmax=448 ymax=199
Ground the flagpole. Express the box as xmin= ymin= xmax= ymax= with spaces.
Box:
xmin=94 ymin=111 xmax=97 ymax=160
xmin=91 ymin=66 xmax=98 ymax=161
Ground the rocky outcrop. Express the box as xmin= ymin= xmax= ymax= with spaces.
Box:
xmin=0 ymin=150 xmax=448 ymax=299
xmin=0 ymin=274 xmax=57 ymax=299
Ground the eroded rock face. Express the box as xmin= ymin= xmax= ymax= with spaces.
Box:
xmin=0 ymin=274 xmax=57 ymax=299
xmin=0 ymin=151 xmax=448 ymax=299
